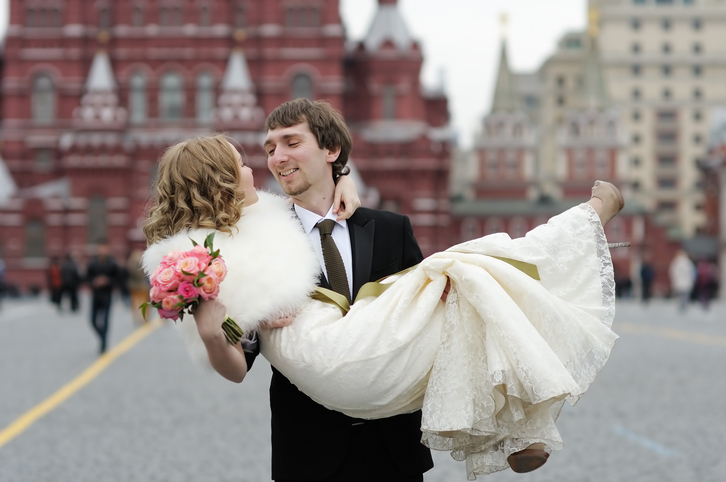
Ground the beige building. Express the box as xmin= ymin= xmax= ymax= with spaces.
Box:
xmin=591 ymin=0 xmax=726 ymax=237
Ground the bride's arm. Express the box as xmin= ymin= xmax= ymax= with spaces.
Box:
xmin=194 ymin=298 xmax=249 ymax=383
xmin=333 ymin=175 xmax=361 ymax=221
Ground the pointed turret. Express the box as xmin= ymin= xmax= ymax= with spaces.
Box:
xmin=74 ymin=50 xmax=127 ymax=125
xmin=491 ymin=40 xmax=521 ymax=112
xmin=363 ymin=0 xmax=415 ymax=52
xmin=580 ymin=8 xmax=609 ymax=110
xmin=216 ymin=49 xmax=264 ymax=127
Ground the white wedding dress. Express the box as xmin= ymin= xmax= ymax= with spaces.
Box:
xmin=143 ymin=191 xmax=618 ymax=479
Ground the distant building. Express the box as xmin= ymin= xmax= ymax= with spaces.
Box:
xmin=0 ymin=0 xmax=452 ymax=292
xmin=591 ymin=0 xmax=726 ymax=239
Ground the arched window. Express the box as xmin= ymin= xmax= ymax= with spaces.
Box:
xmin=133 ymin=7 xmax=144 ymax=26
xmin=484 ymin=217 xmax=505 ymax=236
xmin=461 ymin=218 xmax=480 ymax=241
xmin=200 ymin=6 xmax=211 ymax=26
xmin=129 ymin=72 xmax=147 ymax=124
xmin=196 ymin=72 xmax=215 ymax=123
xmin=32 ymin=74 xmax=56 ymax=124
xmin=173 ymin=7 xmax=183 ymax=26
xmin=25 ymin=220 xmax=46 ymax=258
xmin=87 ymin=197 xmax=108 ymax=244
xmin=160 ymin=72 xmax=184 ymax=120
xmin=235 ymin=6 xmax=246 ymax=28
xmin=382 ymin=84 xmax=396 ymax=120
xmin=27 ymin=9 xmax=35 ymax=27
xmin=509 ymin=217 xmax=528 ymax=239
xmin=99 ymin=7 xmax=111 ymax=29
xmin=290 ymin=73 xmax=313 ymax=100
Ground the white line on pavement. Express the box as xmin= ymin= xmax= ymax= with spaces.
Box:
xmin=612 ymin=425 xmax=678 ymax=458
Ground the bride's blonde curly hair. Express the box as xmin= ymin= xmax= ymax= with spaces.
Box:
xmin=144 ymin=134 xmax=245 ymax=244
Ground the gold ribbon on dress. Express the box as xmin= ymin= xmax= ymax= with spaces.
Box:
xmin=312 ymin=255 xmax=540 ymax=316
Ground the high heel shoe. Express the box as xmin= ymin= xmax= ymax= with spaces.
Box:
xmin=590 ymin=180 xmax=624 ymax=226
xmin=507 ymin=445 xmax=550 ymax=473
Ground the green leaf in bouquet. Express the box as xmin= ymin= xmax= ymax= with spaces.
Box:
xmin=140 ymin=302 xmax=149 ymax=320
xmin=204 ymin=232 xmax=215 ymax=250
xmin=211 ymin=248 xmax=220 ymax=258
xmin=181 ymin=269 xmax=195 ymax=276
xmin=190 ymin=237 xmax=199 ymax=247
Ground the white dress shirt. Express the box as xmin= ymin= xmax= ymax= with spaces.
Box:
xmin=294 ymin=204 xmax=353 ymax=295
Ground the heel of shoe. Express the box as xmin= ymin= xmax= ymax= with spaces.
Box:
xmin=507 ymin=448 xmax=550 ymax=473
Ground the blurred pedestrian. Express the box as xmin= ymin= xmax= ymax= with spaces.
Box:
xmin=47 ymin=257 xmax=63 ymax=311
xmin=0 ymin=258 xmax=6 ymax=310
xmin=669 ymin=249 xmax=695 ymax=313
xmin=640 ymin=256 xmax=655 ymax=304
xmin=126 ymin=248 xmax=150 ymax=324
xmin=60 ymin=253 xmax=81 ymax=312
xmin=694 ymin=259 xmax=717 ymax=311
xmin=86 ymin=239 xmax=119 ymax=354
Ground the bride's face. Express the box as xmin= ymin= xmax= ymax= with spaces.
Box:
xmin=229 ymin=142 xmax=258 ymax=207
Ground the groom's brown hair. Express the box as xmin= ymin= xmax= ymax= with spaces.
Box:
xmin=265 ymin=99 xmax=352 ymax=180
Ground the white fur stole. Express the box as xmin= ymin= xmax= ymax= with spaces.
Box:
xmin=142 ymin=191 xmax=320 ymax=367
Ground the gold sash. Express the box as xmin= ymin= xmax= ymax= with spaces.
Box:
xmin=312 ymin=255 xmax=540 ymax=316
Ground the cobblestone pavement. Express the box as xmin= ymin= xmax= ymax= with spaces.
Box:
xmin=1 ymin=295 xmax=725 ymax=481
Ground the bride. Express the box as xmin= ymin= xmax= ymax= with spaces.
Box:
xmin=142 ymin=133 xmax=623 ymax=479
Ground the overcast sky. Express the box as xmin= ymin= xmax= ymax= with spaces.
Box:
xmin=0 ymin=0 xmax=587 ymax=147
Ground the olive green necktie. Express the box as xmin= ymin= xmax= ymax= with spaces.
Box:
xmin=316 ymin=219 xmax=351 ymax=303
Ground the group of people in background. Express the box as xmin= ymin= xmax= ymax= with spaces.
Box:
xmin=45 ymin=240 xmax=151 ymax=354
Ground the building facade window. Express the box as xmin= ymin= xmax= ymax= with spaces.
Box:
xmin=133 ymin=6 xmax=144 ymax=26
xmin=87 ymin=197 xmax=108 ymax=244
xmin=99 ymin=7 xmax=112 ymax=29
xmin=662 ymin=65 xmax=671 ymax=76
xmin=632 ymin=65 xmax=641 ymax=76
xmin=693 ymin=65 xmax=702 ymax=76
xmin=631 ymin=18 xmax=641 ymax=30
xmin=632 ymin=42 xmax=641 ymax=54
xmin=32 ymin=74 xmax=55 ymax=124
xmin=200 ymin=6 xmax=211 ymax=26
xmin=657 ymin=132 xmax=677 ymax=145
xmin=27 ymin=8 xmax=62 ymax=27
xmin=693 ymin=110 xmax=702 ymax=121
xmin=235 ymin=6 xmax=245 ymax=28
xmin=657 ymin=110 xmax=677 ymax=122
xmin=692 ymin=18 xmax=701 ymax=29
xmin=693 ymin=88 xmax=702 ymax=100
xmin=632 ymin=87 xmax=641 ymax=100
xmin=658 ymin=155 xmax=677 ymax=167
xmin=662 ymin=43 xmax=671 ymax=54
xmin=196 ymin=72 xmax=215 ymax=123
xmin=484 ymin=218 xmax=504 ymax=236
xmin=662 ymin=88 xmax=671 ymax=100
xmin=658 ymin=178 xmax=677 ymax=189
xmin=34 ymin=149 xmax=53 ymax=170
xmin=662 ymin=18 xmax=671 ymax=30
xmin=129 ymin=72 xmax=147 ymax=124
xmin=290 ymin=73 xmax=313 ymax=100
xmin=160 ymin=72 xmax=184 ymax=120
xmin=285 ymin=7 xmax=320 ymax=27
xmin=633 ymin=110 xmax=641 ymax=121
xmin=25 ymin=220 xmax=45 ymax=258
xmin=382 ymin=84 xmax=396 ymax=120
xmin=509 ymin=217 xmax=528 ymax=239
xmin=693 ymin=43 xmax=702 ymax=54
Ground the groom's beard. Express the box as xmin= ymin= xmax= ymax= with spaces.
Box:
xmin=282 ymin=180 xmax=311 ymax=197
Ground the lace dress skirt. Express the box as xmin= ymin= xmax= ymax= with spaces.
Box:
xmin=260 ymin=204 xmax=618 ymax=479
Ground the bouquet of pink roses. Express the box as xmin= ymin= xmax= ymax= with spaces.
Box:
xmin=141 ymin=233 xmax=244 ymax=344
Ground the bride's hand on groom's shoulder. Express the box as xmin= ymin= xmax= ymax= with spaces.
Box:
xmin=333 ymin=175 xmax=361 ymax=221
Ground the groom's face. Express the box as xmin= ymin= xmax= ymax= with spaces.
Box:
xmin=264 ymin=121 xmax=338 ymax=198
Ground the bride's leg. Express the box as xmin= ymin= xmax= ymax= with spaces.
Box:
xmin=507 ymin=443 xmax=549 ymax=473
xmin=586 ymin=180 xmax=624 ymax=226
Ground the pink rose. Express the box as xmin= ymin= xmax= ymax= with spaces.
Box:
xmin=158 ymin=308 xmax=180 ymax=321
xmin=198 ymin=272 xmax=220 ymax=300
xmin=175 ymin=256 xmax=205 ymax=282
xmin=161 ymin=294 xmax=182 ymax=312
xmin=188 ymin=245 xmax=212 ymax=266
xmin=160 ymin=250 xmax=184 ymax=268
xmin=177 ymin=281 xmax=199 ymax=301
xmin=154 ymin=266 xmax=180 ymax=292
xmin=206 ymin=258 xmax=227 ymax=282
xmin=149 ymin=285 xmax=168 ymax=303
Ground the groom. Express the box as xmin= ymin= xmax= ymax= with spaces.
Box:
xmin=258 ymin=98 xmax=433 ymax=481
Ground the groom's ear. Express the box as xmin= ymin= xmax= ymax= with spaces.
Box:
xmin=325 ymin=146 xmax=341 ymax=164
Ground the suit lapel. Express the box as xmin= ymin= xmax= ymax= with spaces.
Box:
xmin=347 ymin=212 xmax=374 ymax=297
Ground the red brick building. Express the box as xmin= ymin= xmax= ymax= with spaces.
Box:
xmin=0 ymin=0 xmax=452 ymax=292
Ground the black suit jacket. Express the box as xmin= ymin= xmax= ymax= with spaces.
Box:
xmin=266 ymin=208 xmax=433 ymax=480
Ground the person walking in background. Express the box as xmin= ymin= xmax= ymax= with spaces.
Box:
xmin=669 ymin=249 xmax=695 ymax=313
xmin=126 ymin=247 xmax=150 ymax=324
xmin=60 ymin=253 xmax=81 ymax=312
xmin=694 ymin=259 xmax=717 ymax=311
xmin=640 ymin=254 xmax=655 ymax=304
xmin=86 ymin=239 xmax=119 ymax=354
xmin=47 ymin=257 xmax=63 ymax=312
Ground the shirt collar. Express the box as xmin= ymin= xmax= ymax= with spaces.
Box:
xmin=294 ymin=204 xmax=345 ymax=235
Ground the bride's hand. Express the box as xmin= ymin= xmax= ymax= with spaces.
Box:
xmin=333 ymin=175 xmax=361 ymax=221
xmin=193 ymin=299 xmax=228 ymax=342
xmin=262 ymin=313 xmax=296 ymax=329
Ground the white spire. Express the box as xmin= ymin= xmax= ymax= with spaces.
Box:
xmin=85 ymin=50 xmax=117 ymax=91
xmin=221 ymin=49 xmax=254 ymax=91
xmin=363 ymin=2 xmax=415 ymax=52
xmin=74 ymin=50 xmax=126 ymax=125
xmin=216 ymin=49 xmax=263 ymax=127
